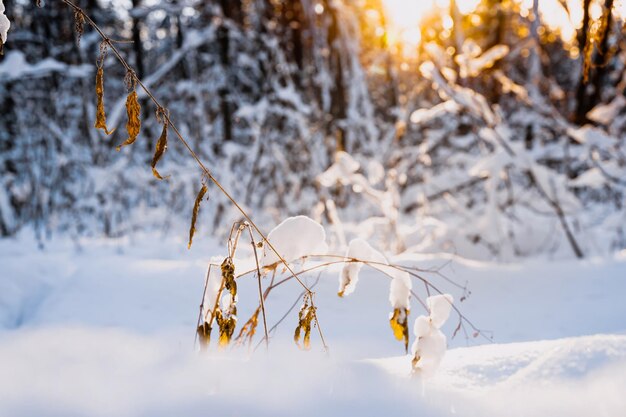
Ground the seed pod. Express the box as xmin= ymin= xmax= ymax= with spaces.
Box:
xmin=94 ymin=67 xmax=114 ymax=135
xmin=74 ymin=10 xmax=84 ymax=46
xmin=151 ymin=121 xmax=168 ymax=180
xmin=389 ymin=307 xmax=410 ymax=353
xmin=188 ymin=184 xmax=208 ymax=249
xmin=116 ymin=90 xmax=141 ymax=151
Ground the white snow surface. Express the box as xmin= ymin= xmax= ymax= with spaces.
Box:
xmin=1 ymin=233 xmax=626 ymax=416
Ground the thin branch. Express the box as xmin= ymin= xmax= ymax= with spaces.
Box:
xmin=254 ymin=275 xmax=321 ymax=352
xmin=244 ymin=222 xmax=270 ymax=349
xmin=60 ymin=0 xmax=328 ymax=351
xmin=194 ymin=263 xmax=213 ymax=349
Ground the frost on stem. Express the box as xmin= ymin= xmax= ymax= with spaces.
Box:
xmin=411 ymin=294 xmax=454 ymax=376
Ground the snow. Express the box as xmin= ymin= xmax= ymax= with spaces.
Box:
xmin=456 ymin=43 xmax=509 ymax=78
xmin=0 ymin=51 xmax=91 ymax=80
xmin=411 ymin=315 xmax=448 ymax=376
xmin=410 ymin=100 xmax=460 ymax=125
xmin=427 ymin=294 xmax=454 ymax=329
xmin=587 ymin=95 xmax=626 ymax=125
xmin=567 ymin=125 xmax=616 ymax=148
xmin=200 ymin=260 xmax=223 ymax=322
xmin=410 ymin=294 xmax=454 ymax=376
xmin=1 ymin=234 xmax=626 ymax=416
xmin=0 ymin=0 xmax=9 ymax=44
xmin=317 ymin=151 xmax=361 ymax=187
xmin=569 ymin=168 xmax=606 ymax=188
xmin=261 ymin=216 xmax=329 ymax=268
xmin=338 ymin=238 xmax=386 ymax=297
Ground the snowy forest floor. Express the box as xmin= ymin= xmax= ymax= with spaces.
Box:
xmin=1 ymin=232 xmax=625 ymax=417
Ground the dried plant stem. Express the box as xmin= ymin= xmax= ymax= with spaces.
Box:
xmin=238 ymin=254 xmax=490 ymax=344
xmin=254 ymin=275 xmax=321 ymax=352
xmin=244 ymin=223 xmax=270 ymax=349
xmin=194 ymin=263 xmax=213 ymax=349
xmin=61 ymin=0 xmax=328 ymax=351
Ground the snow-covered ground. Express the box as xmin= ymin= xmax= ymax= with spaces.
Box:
xmin=1 ymin=232 xmax=625 ymax=416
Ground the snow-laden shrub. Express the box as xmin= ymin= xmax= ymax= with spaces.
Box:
xmin=196 ymin=216 xmax=466 ymax=377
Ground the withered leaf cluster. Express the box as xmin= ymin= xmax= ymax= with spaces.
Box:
xmin=216 ymin=257 xmax=238 ymax=347
xmin=294 ymin=296 xmax=316 ymax=350
xmin=389 ymin=307 xmax=410 ymax=352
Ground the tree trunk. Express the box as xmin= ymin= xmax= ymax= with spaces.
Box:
xmin=588 ymin=0 xmax=614 ymax=113
xmin=574 ymin=0 xmax=592 ymax=124
xmin=131 ymin=0 xmax=145 ymax=79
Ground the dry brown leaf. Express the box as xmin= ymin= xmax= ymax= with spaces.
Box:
xmin=116 ymin=90 xmax=141 ymax=151
xmin=294 ymin=298 xmax=316 ymax=350
xmin=187 ymin=184 xmax=208 ymax=249
xmin=235 ymin=308 xmax=259 ymax=346
xmin=197 ymin=322 xmax=212 ymax=347
xmin=215 ymin=308 xmax=237 ymax=347
xmin=151 ymin=121 xmax=169 ymax=180
xmin=94 ymin=67 xmax=115 ymax=135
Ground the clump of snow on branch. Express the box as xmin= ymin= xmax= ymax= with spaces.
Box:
xmin=0 ymin=0 xmax=10 ymax=44
xmin=261 ymin=216 xmax=328 ymax=268
xmin=337 ymin=238 xmax=411 ymax=310
xmin=455 ymin=40 xmax=509 ymax=78
xmin=411 ymin=294 xmax=454 ymax=376
xmin=338 ymin=238 xmax=386 ymax=297
xmin=317 ymin=151 xmax=361 ymax=187
xmin=388 ymin=269 xmax=411 ymax=310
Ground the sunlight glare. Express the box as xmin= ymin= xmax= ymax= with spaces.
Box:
xmin=382 ymin=0 xmax=487 ymax=51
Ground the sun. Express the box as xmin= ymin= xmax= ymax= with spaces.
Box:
xmin=382 ymin=0 xmax=482 ymax=50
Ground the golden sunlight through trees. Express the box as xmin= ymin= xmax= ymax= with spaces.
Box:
xmin=380 ymin=0 xmax=626 ymax=53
